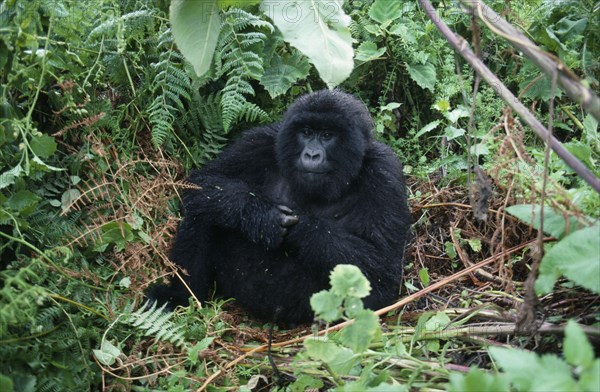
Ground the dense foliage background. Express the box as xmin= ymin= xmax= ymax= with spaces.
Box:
xmin=0 ymin=0 xmax=598 ymax=391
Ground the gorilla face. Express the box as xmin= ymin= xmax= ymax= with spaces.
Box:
xmin=276 ymin=90 xmax=373 ymax=201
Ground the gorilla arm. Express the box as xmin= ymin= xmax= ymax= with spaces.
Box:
xmin=283 ymin=152 xmax=410 ymax=306
xmin=182 ymin=126 xmax=297 ymax=249
xmin=284 ymin=211 xmax=406 ymax=303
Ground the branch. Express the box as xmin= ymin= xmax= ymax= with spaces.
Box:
xmin=416 ymin=0 xmax=600 ymax=194
xmin=460 ymin=0 xmax=600 ymax=123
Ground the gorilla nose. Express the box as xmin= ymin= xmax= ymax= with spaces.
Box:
xmin=304 ymin=149 xmax=322 ymax=161
xmin=302 ymin=149 xmax=324 ymax=169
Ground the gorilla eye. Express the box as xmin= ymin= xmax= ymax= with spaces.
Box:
xmin=301 ymin=128 xmax=313 ymax=137
xmin=322 ymin=132 xmax=333 ymax=140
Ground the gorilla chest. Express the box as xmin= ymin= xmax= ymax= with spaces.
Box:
xmin=263 ymin=174 xmax=295 ymax=206
xmin=261 ymin=174 xmax=356 ymax=220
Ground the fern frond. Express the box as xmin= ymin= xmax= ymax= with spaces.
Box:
xmin=123 ymin=301 xmax=185 ymax=347
xmin=214 ymin=8 xmax=272 ymax=131
xmin=147 ymin=28 xmax=193 ymax=147
xmin=148 ymin=97 xmax=176 ymax=147
xmin=88 ymin=10 xmax=155 ymax=42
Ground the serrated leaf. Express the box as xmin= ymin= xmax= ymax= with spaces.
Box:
xmin=445 ymin=125 xmax=465 ymax=140
xmin=343 ymin=296 xmax=364 ymax=318
xmin=97 ymin=222 xmax=134 ymax=252
xmin=506 ymin=204 xmax=580 ymax=239
xmin=564 ymin=141 xmax=593 ymax=168
xmin=262 ymin=0 xmax=353 ymax=87
xmin=488 ymin=347 xmax=538 ymax=391
xmin=330 ymin=264 xmax=371 ymax=298
xmin=368 ymin=0 xmax=403 ymax=24
xmin=414 ymin=120 xmax=441 ymax=139
xmin=170 ymin=0 xmax=221 ymax=78
xmin=310 ymin=290 xmax=342 ymax=322
xmin=93 ymin=340 xmax=121 ymax=366
xmin=304 ymin=337 xmax=359 ymax=374
xmin=489 ymin=347 xmax=576 ymax=391
xmin=470 ymin=143 xmax=490 ymax=157
xmin=260 ymin=52 xmax=310 ymax=98
xmin=355 ymin=41 xmax=386 ymax=62
xmin=582 ymin=114 xmax=598 ymax=140
xmin=390 ymin=23 xmax=416 ymax=43
xmin=536 ymin=355 xmax=577 ymax=391
xmin=0 ymin=165 xmax=23 ymax=189
xmin=563 ymin=320 xmax=594 ymax=368
xmin=7 ymin=190 xmax=40 ymax=215
xmin=188 ymin=337 xmax=215 ymax=365
xmin=31 ymin=156 xmax=64 ymax=171
xmin=580 ymin=359 xmax=600 ymax=391
xmin=406 ymin=62 xmax=436 ymax=92
xmin=29 ymin=134 xmax=57 ymax=158
xmin=425 ymin=311 xmax=451 ymax=331
xmin=467 ymin=238 xmax=482 ymax=252
xmin=446 ymin=106 xmax=470 ymax=123
xmin=304 ymin=337 xmax=349 ymax=363
xmin=340 ymin=309 xmax=380 ymax=353
xmin=536 ymin=225 xmax=600 ymax=295
xmin=448 ymin=367 xmax=509 ymax=392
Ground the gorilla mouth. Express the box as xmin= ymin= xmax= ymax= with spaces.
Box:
xmin=299 ymin=171 xmax=329 ymax=183
xmin=302 ymin=170 xmax=327 ymax=174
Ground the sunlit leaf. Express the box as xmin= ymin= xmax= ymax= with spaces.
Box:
xmin=330 ymin=264 xmax=371 ymax=298
xmin=262 ymin=0 xmax=354 ymax=87
xmin=406 ymin=62 xmax=436 ymax=92
xmin=170 ymin=0 xmax=221 ymax=78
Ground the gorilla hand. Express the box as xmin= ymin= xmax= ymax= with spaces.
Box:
xmin=245 ymin=203 xmax=298 ymax=249
xmin=278 ymin=204 xmax=299 ymax=236
xmin=278 ymin=205 xmax=298 ymax=224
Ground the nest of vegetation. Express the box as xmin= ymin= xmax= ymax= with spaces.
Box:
xmin=79 ymin=129 xmax=597 ymax=387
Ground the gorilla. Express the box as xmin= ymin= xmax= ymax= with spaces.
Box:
xmin=151 ymin=90 xmax=411 ymax=325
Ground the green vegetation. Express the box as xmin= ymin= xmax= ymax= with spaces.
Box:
xmin=0 ymin=0 xmax=598 ymax=390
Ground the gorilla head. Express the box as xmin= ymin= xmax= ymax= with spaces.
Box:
xmin=276 ymin=90 xmax=374 ymax=201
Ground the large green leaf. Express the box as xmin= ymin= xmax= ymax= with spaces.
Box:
xmin=563 ymin=320 xmax=594 ymax=369
xmin=489 ymin=347 xmax=576 ymax=391
xmin=448 ymin=368 xmax=509 ymax=392
xmin=93 ymin=340 xmax=121 ymax=366
xmin=506 ymin=204 xmax=582 ymax=239
xmin=0 ymin=165 xmax=23 ymax=190
xmin=406 ymin=62 xmax=436 ymax=92
xmin=330 ymin=264 xmax=371 ymax=299
xmin=260 ymin=52 xmax=310 ymax=98
xmin=170 ymin=0 xmax=221 ymax=78
xmin=368 ymin=0 xmax=403 ymax=24
xmin=262 ymin=0 xmax=354 ymax=87
xmin=340 ymin=309 xmax=380 ymax=353
xmin=30 ymin=134 xmax=57 ymax=158
xmin=6 ymin=190 xmax=40 ymax=216
xmin=355 ymin=41 xmax=386 ymax=62
xmin=310 ymin=290 xmax=342 ymax=322
xmin=536 ymin=224 xmax=600 ymax=295
xmin=304 ymin=337 xmax=359 ymax=374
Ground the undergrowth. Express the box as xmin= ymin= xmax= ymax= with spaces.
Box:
xmin=0 ymin=0 xmax=598 ymax=391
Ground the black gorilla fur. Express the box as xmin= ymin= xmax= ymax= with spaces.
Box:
xmin=151 ymin=90 xmax=411 ymax=325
